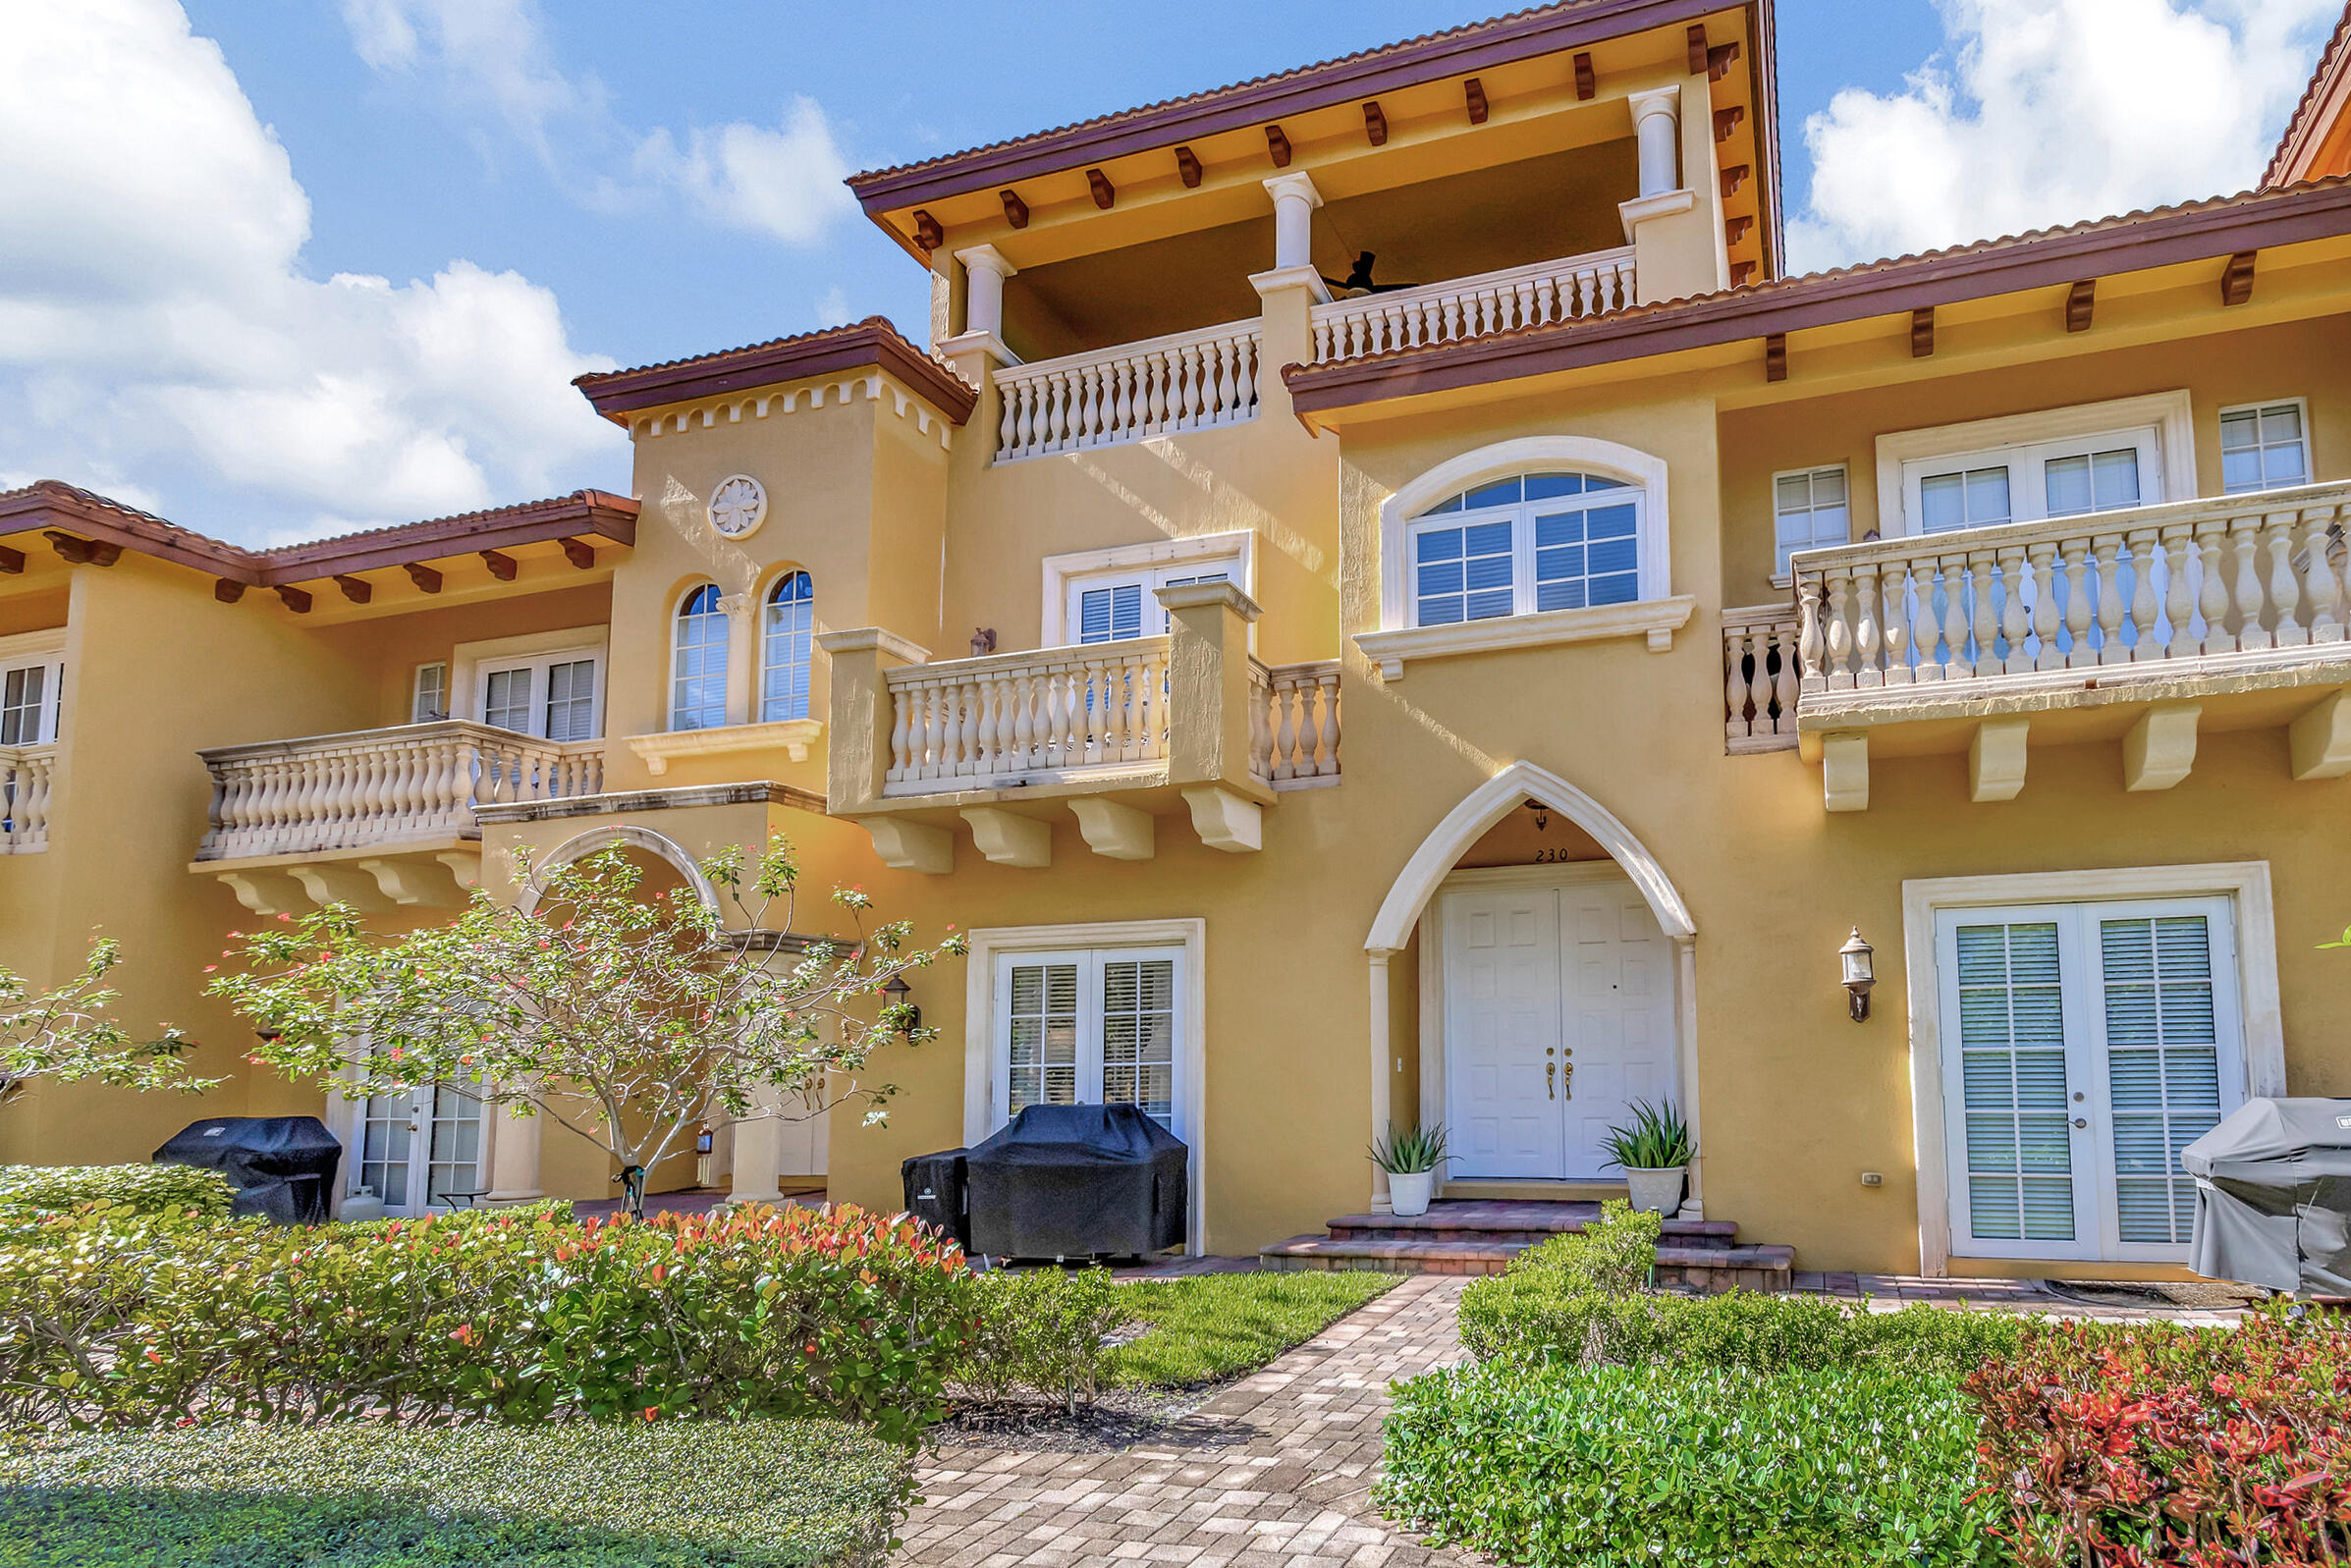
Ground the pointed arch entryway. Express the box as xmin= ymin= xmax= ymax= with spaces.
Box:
xmin=1361 ymin=760 xmax=1703 ymax=1214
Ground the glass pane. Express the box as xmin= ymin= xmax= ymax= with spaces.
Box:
xmin=1920 ymin=472 xmax=1966 ymax=531
xmin=761 ymin=572 xmax=815 ymax=722
xmin=1463 ymin=478 xmax=1521 ymax=510
xmin=1812 ymin=468 xmax=1846 ymax=505
xmin=1007 ymin=963 xmax=1080 ymax=1114
xmin=1523 ymin=472 xmax=1582 ymax=500
xmin=671 ymin=586 xmax=730 ymax=730
xmin=411 ymin=664 xmax=448 ymax=724
xmin=1101 ymin=957 xmax=1176 ymax=1125
xmin=2044 ymin=456 xmax=2092 ymax=517
xmin=544 ymin=660 xmax=596 ymax=742
xmin=1776 ymin=473 xmax=1812 ymax=513
xmin=2218 ymin=409 xmax=2257 ymax=451
xmin=1966 ymin=467 xmax=2012 ymax=526
xmin=2266 ymin=442 xmax=2307 ymax=486
xmin=2265 ymin=404 xmax=2302 ymax=441
xmin=2221 ymin=449 xmax=2265 ymax=494
xmin=2091 ymin=450 xmax=2140 ymax=510
xmin=0 ymin=666 xmax=41 ymax=747
xmin=2101 ymin=915 xmax=2220 ymax=1245
xmin=1954 ymin=921 xmax=2073 ymax=1243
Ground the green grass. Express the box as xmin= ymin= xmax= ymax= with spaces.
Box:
xmin=0 ymin=1419 xmax=906 ymax=1567
xmin=1103 ymin=1270 xmax=1404 ymax=1388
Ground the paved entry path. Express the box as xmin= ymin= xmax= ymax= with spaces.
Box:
xmin=900 ymin=1275 xmax=1476 ymax=1567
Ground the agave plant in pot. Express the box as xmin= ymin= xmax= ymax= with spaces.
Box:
xmin=1601 ymin=1100 xmax=1693 ymax=1216
xmin=1370 ymin=1123 xmax=1452 ymax=1217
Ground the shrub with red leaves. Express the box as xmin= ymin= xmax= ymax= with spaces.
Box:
xmin=1966 ymin=1308 xmax=2351 ymax=1566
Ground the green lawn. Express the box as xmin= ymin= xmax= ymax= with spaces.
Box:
xmin=0 ymin=1419 xmax=906 ymax=1568
xmin=1104 ymin=1270 xmax=1404 ymax=1388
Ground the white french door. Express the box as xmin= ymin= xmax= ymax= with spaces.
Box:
xmin=350 ymin=1084 xmax=486 ymax=1215
xmin=1442 ymin=871 xmax=1677 ymax=1180
xmin=477 ymin=651 xmax=602 ymax=741
xmin=1937 ymin=897 xmax=2245 ymax=1263
xmin=992 ymin=946 xmax=1184 ymax=1141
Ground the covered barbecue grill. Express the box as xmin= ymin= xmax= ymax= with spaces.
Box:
xmin=901 ymin=1147 xmax=971 ymax=1251
xmin=154 ymin=1115 xmax=343 ymax=1224
xmin=962 ymin=1104 xmax=1187 ymax=1260
xmin=2182 ymin=1098 xmax=2351 ymax=1296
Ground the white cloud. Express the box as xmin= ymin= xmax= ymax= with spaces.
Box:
xmin=814 ymin=286 xmax=853 ymax=328
xmin=1788 ymin=0 xmax=2341 ymax=273
xmin=342 ymin=0 xmax=854 ymax=248
xmin=0 ymin=0 xmax=623 ymax=541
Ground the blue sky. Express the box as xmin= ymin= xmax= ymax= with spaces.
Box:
xmin=0 ymin=1 xmax=2335 ymax=543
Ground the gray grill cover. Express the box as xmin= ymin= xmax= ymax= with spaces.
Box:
xmin=2181 ymin=1098 xmax=2351 ymax=1295
xmin=963 ymin=1105 xmax=1186 ymax=1260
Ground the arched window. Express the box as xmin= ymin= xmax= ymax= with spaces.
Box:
xmin=761 ymin=570 xmax=815 ymax=722
xmin=670 ymin=583 xmax=729 ymax=730
xmin=1407 ymin=471 xmax=1639 ymax=626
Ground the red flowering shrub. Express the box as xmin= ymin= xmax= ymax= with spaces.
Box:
xmin=1966 ymin=1309 xmax=2351 ymax=1566
xmin=0 ymin=1202 xmax=977 ymax=1444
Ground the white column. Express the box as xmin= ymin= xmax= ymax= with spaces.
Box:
xmin=1261 ymin=172 xmax=1324 ymax=272
xmin=953 ymin=244 xmax=1015 ymax=340
xmin=1627 ymin=85 xmax=1682 ymax=197
xmin=728 ymin=1087 xmax=787 ymax=1204
xmin=483 ymin=1088 xmax=545 ymax=1204
xmin=1367 ymin=951 xmax=1394 ymax=1215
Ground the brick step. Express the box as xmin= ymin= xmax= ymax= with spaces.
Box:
xmin=1328 ymin=1216 xmax=1741 ymax=1249
xmin=1257 ymin=1234 xmax=1797 ymax=1289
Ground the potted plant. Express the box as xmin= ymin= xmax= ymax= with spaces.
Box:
xmin=1601 ymin=1100 xmax=1693 ymax=1216
xmin=1370 ymin=1123 xmax=1452 ymax=1217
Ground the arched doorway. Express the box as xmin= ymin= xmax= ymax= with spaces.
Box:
xmin=1363 ymin=761 xmax=1701 ymax=1212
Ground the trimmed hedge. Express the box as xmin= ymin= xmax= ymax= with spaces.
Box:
xmin=957 ymin=1268 xmax=1131 ymax=1410
xmin=1379 ymin=1358 xmax=2001 ymax=1567
xmin=0 ymin=1417 xmax=906 ymax=1567
xmin=0 ymin=1202 xmax=977 ymax=1443
xmin=0 ymin=1163 xmax=232 ymax=1219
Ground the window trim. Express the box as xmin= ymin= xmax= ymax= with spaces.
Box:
xmin=0 ymin=629 xmax=67 ymax=748
xmin=2217 ymin=396 xmax=2314 ymax=496
xmin=450 ymin=625 xmax=609 ymax=739
xmin=1768 ymin=463 xmax=1851 ymax=589
xmin=962 ymin=918 xmax=1207 ymax=1255
xmin=1899 ymin=861 xmax=2284 ymax=1278
xmin=1872 ymin=391 xmax=2196 ymax=538
xmin=1040 ymin=531 xmax=1255 ymax=648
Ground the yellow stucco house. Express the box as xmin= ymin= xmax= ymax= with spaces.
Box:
xmin=7 ymin=0 xmax=2351 ymax=1282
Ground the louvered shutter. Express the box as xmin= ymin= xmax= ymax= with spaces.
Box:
xmin=1952 ymin=920 xmax=2078 ymax=1243
xmin=1100 ymin=957 xmax=1176 ymax=1126
xmin=2099 ymin=913 xmax=2223 ymax=1246
xmin=1005 ymin=962 xmax=1079 ymax=1114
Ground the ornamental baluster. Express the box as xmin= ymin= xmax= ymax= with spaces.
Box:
xmin=2022 ymin=542 xmax=2058 ymax=671
xmin=2060 ymin=541 xmax=2095 ymax=668
xmin=1316 ymin=672 xmax=1340 ymax=774
xmin=2267 ymin=512 xmax=2305 ymax=646
xmin=1795 ymin=575 xmax=1827 ymax=690
xmin=1769 ymin=626 xmax=1799 ymax=732
xmin=2305 ymin=511 xmax=2346 ymax=642
xmin=1852 ymin=563 xmax=1884 ymax=685
xmin=1824 ymin=569 xmax=1854 ymax=689
xmin=2230 ymin=518 xmax=2268 ymax=650
xmin=1957 ymin=553 xmax=1994 ymax=676
xmin=1015 ymin=380 xmax=1040 ymax=457
xmin=2161 ymin=527 xmax=2198 ymax=660
xmin=1881 ymin=564 xmax=1912 ymax=684
xmin=2087 ymin=537 xmax=2124 ymax=665
xmin=1995 ymin=547 xmax=2030 ymax=674
xmin=2121 ymin=530 xmax=2161 ymax=661
xmin=886 ymin=686 xmax=911 ymax=780
xmin=2196 ymin=523 xmax=2234 ymax=655
xmin=1724 ymin=631 xmax=1753 ymax=740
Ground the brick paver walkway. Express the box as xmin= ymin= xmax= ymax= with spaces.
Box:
xmin=901 ymin=1275 xmax=1475 ymax=1567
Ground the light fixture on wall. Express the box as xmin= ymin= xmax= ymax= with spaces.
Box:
xmin=1839 ymin=928 xmax=1876 ymax=1022
xmin=1524 ymin=798 xmax=1550 ymax=832
xmin=881 ymin=972 xmax=920 ymax=1036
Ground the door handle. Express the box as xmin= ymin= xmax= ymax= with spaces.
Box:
xmin=1561 ymin=1062 xmax=1573 ymax=1100
xmin=2072 ymin=1117 xmax=2088 ymax=1129
xmin=1547 ymin=1062 xmax=1556 ymax=1100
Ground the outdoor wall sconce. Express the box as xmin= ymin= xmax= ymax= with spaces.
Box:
xmin=882 ymin=972 xmax=920 ymax=1036
xmin=1839 ymin=928 xmax=1876 ymax=1022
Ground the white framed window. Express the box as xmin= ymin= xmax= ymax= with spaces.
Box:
xmin=449 ymin=626 xmax=608 ymax=741
xmin=1407 ymin=471 xmax=1639 ymax=626
xmin=1771 ymin=465 xmax=1849 ymax=583
xmin=1042 ymin=531 xmax=1254 ymax=648
xmin=410 ymin=662 xmax=450 ymax=724
xmin=761 ymin=570 xmax=815 ymax=722
xmin=2219 ymin=400 xmax=2311 ymax=495
xmin=1902 ymin=862 xmax=2285 ymax=1276
xmin=1874 ymin=392 xmax=2196 ymax=538
xmin=0 ymin=633 xmax=66 ymax=747
xmin=671 ymin=583 xmax=729 ymax=730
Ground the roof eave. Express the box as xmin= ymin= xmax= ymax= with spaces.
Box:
xmin=575 ymin=325 xmax=976 ymax=426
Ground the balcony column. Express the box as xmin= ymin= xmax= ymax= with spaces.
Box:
xmin=728 ymin=1086 xmax=787 ymax=1205
xmin=1627 ymin=85 xmax=1681 ymax=196
xmin=1251 ymin=172 xmax=1328 ymax=421
xmin=1161 ymin=581 xmax=1275 ymax=853
xmin=1263 ymin=172 xmax=1324 ymax=273
xmin=1618 ymin=84 xmax=1716 ymax=303
xmin=815 ymin=628 xmax=930 ymax=815
xmin=483 ymin=1086 xmax=545 ymax=1205
xmin=939 ymin=243 xmax=1018 ymax=388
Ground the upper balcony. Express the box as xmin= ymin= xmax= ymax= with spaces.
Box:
xmin=191 ymin=721 xmax=604 ymax=913
xmin=821 ymin=582 xmax=1339 ymax=873
xmin=1744 ymin=480 xmax=2351 ymax=808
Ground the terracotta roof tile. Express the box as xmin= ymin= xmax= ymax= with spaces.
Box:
xmin=575 ymin=316 xmax=976 ymax=424
xmin=2267 ymin=3 xmax=2351 ymax=189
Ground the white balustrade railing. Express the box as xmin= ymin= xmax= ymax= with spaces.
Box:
xmin=1 ymin=745 xmax=56 ymax=853
xmin=884 ymin=638 xmax=1173 ymax=793
xmin=1309 ymin=247 xmax=1636 ymax=362
xmin=196 ymin=722 xmax=604 ymax=862
xmin=994 ymin=320 xmax=1260 ymax=460
xmin=1252 ymin=661 xmax=1341 ymax=785
xmin=1792 ymin=483 xmax=2351 ymax=694
xmin=1722 ymin=607 xmax=1801 ymax=751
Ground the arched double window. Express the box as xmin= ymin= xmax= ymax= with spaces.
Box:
xmin=761 ymin=571 xmax=815 ymax=722
xmin=670 ymin=583 xmax=729 ymax=730
xmin=1407 ymin=471 xmax=1640 ymax=626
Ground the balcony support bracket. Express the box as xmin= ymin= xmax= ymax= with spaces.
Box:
xmin=289 ymin=863 xmax=394 ymax=913
xmin=358 ymin=855 xmax=465 ymax=908
xmin=865 ymin=818 xmax=953 ymax=876
xmin=2289 ymin=689 xmax=2351 ymax=780
xmin=1969 ymin=719 xmax=2029 ymax=802
xmin=1822 ymin=731 xmax=1869 ymax=813
xmin=1070 ymin=798 xmax=1155 ymax=861
xmin=215 ymin=870 xmax=304 ymax=918
xmin=1181 ymin=785 xmax=1263 ymax=853
xmin=2124 ymin=703 xmax=2201 ymax=792
xmin=961 ymin=807 xmax=1052 ymax=868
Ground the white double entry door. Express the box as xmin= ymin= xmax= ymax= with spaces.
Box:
xmin=346 ymin=1085 xmax=486 ymax=1216
xmin=1441 ymin=868 xmax=1677 ymax=1181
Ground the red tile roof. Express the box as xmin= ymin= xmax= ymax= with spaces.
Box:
xmin=574 ymin=317 xmax=976 ymax=425
xmin=2268 ymin=4 xmax=2351 ymax=189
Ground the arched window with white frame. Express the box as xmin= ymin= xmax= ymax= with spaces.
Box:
xmin=1406 ymin=471 xmax=1641 ymax=626
xmin=671 ymin=583 xmax=729 ymax=731
xmin=761 ymin=570 xmax=815 ymax=723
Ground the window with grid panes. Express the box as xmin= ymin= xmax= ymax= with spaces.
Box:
xmin=1772 ymin=466 xmax=1848 ymax=578
xmin=1407 ymin=472 xmax=1639 ymax=626
xmin=671 ymin=584 xmax=729 ymax=730
xmin=2219 ymin=402 xmax=2310 ymax=494
xmin=761 ymin=571 xmax=815 ymax=721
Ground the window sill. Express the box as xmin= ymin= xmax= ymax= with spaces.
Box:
xmin=1355 ymin=595 xmax=1695 ymax=679
xmin=626 ymin=718 xmax=824 ymax=776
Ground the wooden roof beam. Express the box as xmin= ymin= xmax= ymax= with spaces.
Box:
xmin=273 ymin=585 xmax=312 ymax=614
xmin=1086 ymin=168 xmax=1116 ymax=209
xmin=910 ymin=210 xmax=944 ymax=252
xmin=1911 ymin=305 xmax=1936 ymax=358
xmin=1176 ymin=145 xmax=1202 ymax=188
xmin=1764 ymin=333 xmax=1786 ymax=383
xmin=480 ymin=550 xmax=518 ymax=582
xmin=1573 ymin=52 xmax=1596 ymax=100
xmin=1686 ymin=24 xmax=1709 ymax=76
xmin=999 ymin=189 xmax=1028 ymax=229
xmin=404 ymin=562 xmax=443 ymax=594
xmin=1464 ymin=78 xmax=1489 ymax=126
xmin=1266 ymin=124 xmax=1292 ymax=167
xmin=2066 ymin=279 xmax=2096 ymax=332
xmin=44 ymin=531 xmax=119 ymax=567
xmin=559 ymin=537 xmax=596 ymax=570
xmin=0 ymin=544 xmax=21 ymax=575
xmin=2220 ymin=249 xmax=2256 ymax=306
xmin=333 ymin=573 xmax=371 ymax=605
xmin=1363 ymin=100 xmax=1388 ymax=146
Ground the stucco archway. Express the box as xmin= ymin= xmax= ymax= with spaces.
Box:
xmin=1360 ymin=760 xmax=1704 ymax=1214
xmin=516 ymin=825 xmax=727 ymax=925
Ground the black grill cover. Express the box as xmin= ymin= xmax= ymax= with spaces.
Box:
xmin=2182 ymin=1099 xmax=2351 ymax=1295
xmin=902 ymin=1148 xmax=970 ymax=1251
xmin=963 ymin=1104 xmax=1186 ymax=1260
xmin=154 ymin=1116 xmax=342 ymax=1224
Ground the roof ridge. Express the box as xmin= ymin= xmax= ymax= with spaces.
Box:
xmin=2266 ymin=3 xmax=2351 ymax=189
xmin=574 ymin=315 xmax=915 ymax=389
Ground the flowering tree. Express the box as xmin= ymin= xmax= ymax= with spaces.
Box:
xmin=0 ymin=938 xmax=209 ymax=1105
xmin=210 ymin=838 xmax=960 ymax=1214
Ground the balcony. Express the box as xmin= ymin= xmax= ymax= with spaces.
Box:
xmin=991 ymin=319 xmax=1261 ymax=461
xmin=1780 ymin=481 xmax=2351 ymax=807
xmin=823 ymin=583 xmax=1338 ymax=870
xmin=192 ymin=721 xmax=603 ymax=911
xmin=1 ymin=744 xmax=54 ymax=853
xmin=1307 ymin=246 xmax=1637 ymax=364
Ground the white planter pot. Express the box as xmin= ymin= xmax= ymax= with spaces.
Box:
xmin=1388 ymin=1170 xmax=1435 ymax=1217
xmin=1623 ymin=1165 xmax=1685 ymax=1216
